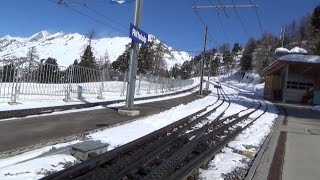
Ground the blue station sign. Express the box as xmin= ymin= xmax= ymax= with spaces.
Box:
xmin=129 ymin=23 xmax=148 ymax=46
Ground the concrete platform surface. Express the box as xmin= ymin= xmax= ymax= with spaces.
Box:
xmin=0 ymin=91 xmax=208 ymax=154
xmin=281 ymin=104 xmax=320 ymax=180
xmin=249 ymin=103 xmax=320 ymax=180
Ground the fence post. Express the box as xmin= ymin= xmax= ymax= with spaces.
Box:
xmin=161 ymin=77 xmax=164 ymax=93
xmin=121 ymin=71 xmax=127 ymax=96
xmin=97 ymin=69 xmax=105 ymax=99
xmin=154 ymin=76 xmax=159 ymax=93
xmin=64 ymin=65 xmax=73 ymax=102
xmin=10 ymin=63 xmax=18 ymax=104
xmin=136 ymin=74 xmax=142 ymax=95
xmin=147 ymin=74 xmax=152 ymax=94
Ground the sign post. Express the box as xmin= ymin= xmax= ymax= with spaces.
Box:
xmin=119 ymin=0 xmax=147 ymax=116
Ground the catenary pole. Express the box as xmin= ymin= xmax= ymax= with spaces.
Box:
xmin=199 ymin=26 xmax=207 ymax=95
xmin=125 ymin=0 xmax=143 ymax=109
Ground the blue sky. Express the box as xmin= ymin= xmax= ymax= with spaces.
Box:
xmin=0 ymin=0 xmax=319 ymax=54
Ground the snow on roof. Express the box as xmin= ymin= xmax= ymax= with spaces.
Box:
xmin=289 ymin=47 xmax=307 ymax=54
xmin=275 ymin=47 xmax=289 ymax=53
xmin=275 ymin=47 xmax=308 ymax=54
xmin=278 ymin=54 xmax=320 ymax=64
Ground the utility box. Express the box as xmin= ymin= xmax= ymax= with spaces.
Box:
xmin=71 ymin=141 xmax=108 ymax=161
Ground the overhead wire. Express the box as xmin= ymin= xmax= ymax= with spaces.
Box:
xmin=216 ymin=0 xmax=229 ymax=17
xmin=231 ymin=0 xmax=250 ymax=37
xmin=193 ymin=4 xmax=219 ymax=47
xmin=47 ymin=0 xmax=126 ymax=35
xmin=207 ymin=0 xmax=230 ymax=43
xmin=68 ymin=0 xmax=128 ymax=30
xmin=249 ymin=0 xmax=264 ymax=33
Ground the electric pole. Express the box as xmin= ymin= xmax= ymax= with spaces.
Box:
xmin=199 ymin=26 xmax=207 ymax=96
xmin=281 ymin=26 xmax=286 ymax=48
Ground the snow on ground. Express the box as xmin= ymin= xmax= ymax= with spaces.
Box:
xmin=0 ymin=154 xmax=78 ymax=180
xmin=0 ymin=73 xmax=279 ymax=179
xmin=216 ymin=71 xmax=264 ymax=97
xmin=313 ymin=106 xmax=320 ymax=112
xmin=199 ymin=147 xmax=248 ymax=180
xmin=199 ymin=80 xmax=278 ymax=179
xmin=88 ymin=89 xmax=219 ymax=149
xmin=0 ymin=83 xmax=218 ymax=179
xmin=0 ymin=140 xmax=81 ymax=180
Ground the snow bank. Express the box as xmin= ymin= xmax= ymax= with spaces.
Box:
xmin=217 ymin=70 xmax=264 ymax=97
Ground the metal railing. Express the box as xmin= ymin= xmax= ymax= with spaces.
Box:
xmin=0 ymin=59 xmax=194 ymax=103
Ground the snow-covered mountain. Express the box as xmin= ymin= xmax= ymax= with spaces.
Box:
xmin=0 ymin=30 xmax=192 ymax=68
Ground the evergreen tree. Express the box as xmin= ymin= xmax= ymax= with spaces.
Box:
xmin=73 ymin=59 xmax=79 ymax=66
xmin=112 ymin=43 xmax=131 ymax=72
xmin=38 ymin=57 xmax=59 ymax=83
xmin=240 ymin=37 xmax=257 ymax=72
xmin=211 ymin=56 xmax=220 ymax=75
xmin=170 ymin=63 xmax=180 ymax=78
xmin=180 ymin=61 xmax=193 ymax=79
xmin=1 ymin=63 xmax=14 ymax=82
xmin=232 ymin=43 xmax=242 ymax=53
xmin=79 ymin=45 xmax=97 ymax=69
xmin=138 ymin=41 xmax=154 ymax=74
xmin=153 ymin=42 xmax=167 ymax=76
xmin=314 ymin=41 xmax=320 ymax=55
xmin=312 ymin=5 xmax=320 ymax=32
xmin=223 ymin=51 xmax=233 ymax=74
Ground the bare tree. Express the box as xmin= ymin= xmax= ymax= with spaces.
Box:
xmin=86 ymin=29 xmax=96 ymax=46
xmin=26 ymin=46 xmax=39 ymax=73
xmin=98 ymin=49 xmax=111 ymax=69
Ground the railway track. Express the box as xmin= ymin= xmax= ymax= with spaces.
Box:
xmin=43 ymin=83 xmax=269 ymax=180
xmin=0 ymin=85 xmax=198 ymax=120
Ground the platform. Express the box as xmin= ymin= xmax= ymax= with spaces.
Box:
xmin=248 ymin=103 xmax=320 ymax=180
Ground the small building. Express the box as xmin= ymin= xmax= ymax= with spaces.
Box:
xmin=261 ymin=54 xmax=320 ymax=104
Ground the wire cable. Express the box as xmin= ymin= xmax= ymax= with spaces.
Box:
xmin=231 ymin=0 xmax=250 ymax=37
xmin=216 ymin=10 xmax=230 ymax=42
xmin=47 ymin=0 xmax=126 ymax=35
xmin=68 ymin=0 xmax=128 ymax=30
xmin=216 ymin=0 xmax=229 ymax=17
xmin=249 ymin=0 xmax=264 ymax=33
xmin=193 ymin=5 xmax=219 ymax=47
xmin=207 ymin=0 xmax=230 ymax=42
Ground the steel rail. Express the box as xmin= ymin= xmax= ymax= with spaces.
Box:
xmin=103 ymin=88 xmax=230 ymax=180
xmin=168 ymin=100 xmax=268 ymax=179
xmin=42 ymin=86 xmax=219 ymax=180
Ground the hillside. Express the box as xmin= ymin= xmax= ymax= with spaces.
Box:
xmin=0 ymin=30 xmax=192 ymax=68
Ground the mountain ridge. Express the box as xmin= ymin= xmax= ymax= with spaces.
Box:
xmin=0 ymin=30 xmax=192 ymax=69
